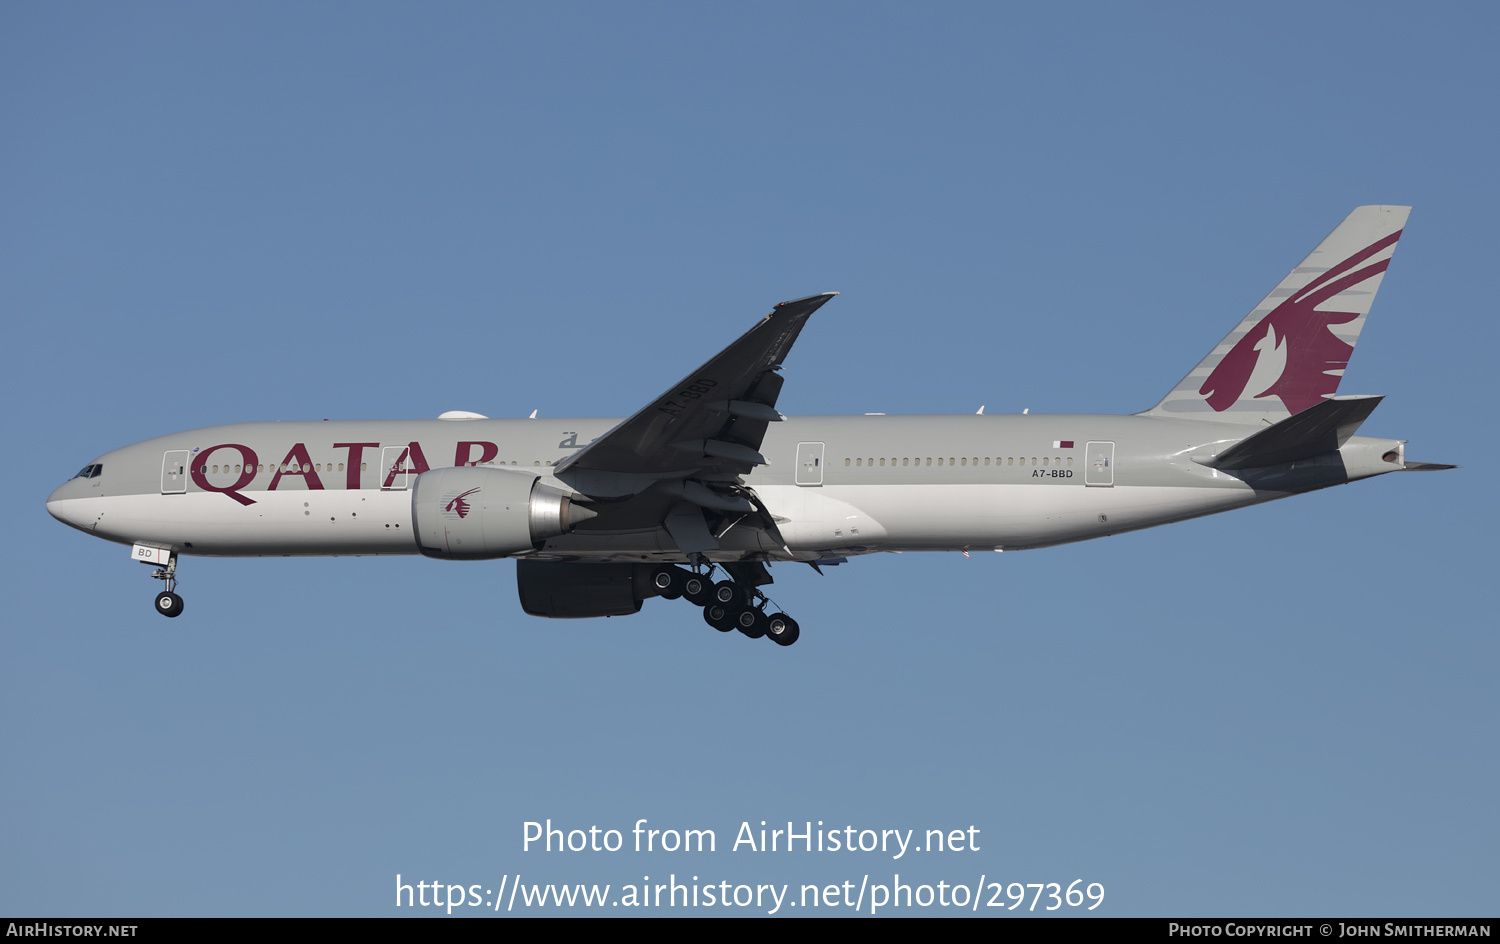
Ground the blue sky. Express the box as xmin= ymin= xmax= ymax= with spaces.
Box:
xmin=3 ymin=2 xmax=1494 ymax=917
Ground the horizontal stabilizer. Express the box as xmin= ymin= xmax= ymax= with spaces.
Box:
xmin=1200 ymin=395 xmax=1384 ymax=470
xmin=1402 ymin=461 xmax=1457 ymax=472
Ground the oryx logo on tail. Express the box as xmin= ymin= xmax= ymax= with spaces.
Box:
xmin=1199 ymin=231 xmax=1401 ymax=415
xmin=1144 ymin=207 xmax=1409 ymax=424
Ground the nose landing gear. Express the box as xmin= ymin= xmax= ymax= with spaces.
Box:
xmin=142 ymin=548 xmax=184 ymax=618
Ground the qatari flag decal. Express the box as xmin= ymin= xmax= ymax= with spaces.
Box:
xmin=1053 ymin=440 xmax=1075 ymax=449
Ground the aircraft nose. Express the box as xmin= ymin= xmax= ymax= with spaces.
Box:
xmin=47 ymin=479 xmax=94 ymax=530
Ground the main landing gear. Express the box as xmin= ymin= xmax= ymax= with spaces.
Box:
xmin=149 ymin=552 xmax=184 ymax=618
xmin=650 ymin=564 xmax=800 ymax=647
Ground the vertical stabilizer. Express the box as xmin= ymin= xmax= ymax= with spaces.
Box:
xmin=1143 ymin=205 xmax=1409 ymax=424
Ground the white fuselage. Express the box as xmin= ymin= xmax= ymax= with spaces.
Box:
xmin=47 ymin=413 xmax=1402 ymax=564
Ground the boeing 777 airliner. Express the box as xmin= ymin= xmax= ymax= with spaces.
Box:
xmin=47 ymin=206 xmax=1452 ymax=646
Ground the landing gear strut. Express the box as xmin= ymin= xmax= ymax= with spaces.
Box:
xmin=656 ymin=562 xmax=800 ymax=646
xmin=149 ymin=553 xmax=184 ymax=618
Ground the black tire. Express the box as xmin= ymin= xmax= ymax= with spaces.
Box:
xmin=734 ymin=607 xmax=767 ymax=639
xmin=703 ymin=604 xmax=734 ymax=632
xmin=650 ymin=565 xmax=685 ymax=600
xmin=767 ymin=613 xmax=800 ymax=647
xmin=711 ymin=580 xmax=743 ymax=608
xmin=155 ymin=591 xmax=184 ymax=619
xmin=682 ymin=575 xmax=712 ymax=607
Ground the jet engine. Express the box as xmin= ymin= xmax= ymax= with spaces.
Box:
xmin=515 ymin=560 xmax=661 ymax=618
xmin=411 ymin=466 xmax=595 ymax=560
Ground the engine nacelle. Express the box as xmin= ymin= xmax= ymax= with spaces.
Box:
xmin=411 ymin=466 xmax=590 ymax=560
xmin=516 ymin=560 xmax=661 ymax=618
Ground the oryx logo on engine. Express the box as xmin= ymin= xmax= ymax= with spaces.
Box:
xmin=444 ymin=487 xmax=481 ymax=519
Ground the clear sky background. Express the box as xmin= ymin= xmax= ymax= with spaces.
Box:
xmin=3 ymin=2 xmax=1494 ymax=918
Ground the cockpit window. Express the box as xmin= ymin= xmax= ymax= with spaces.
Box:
xmin=73 ymin=464 xmax=103 ymax=479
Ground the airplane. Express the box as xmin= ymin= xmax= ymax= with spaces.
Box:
xmin=46 ymin=206 xmax=1453 ymax=646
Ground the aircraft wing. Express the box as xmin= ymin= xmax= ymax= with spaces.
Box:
xmin=554 ymin=292 xmax=837 ymax=499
